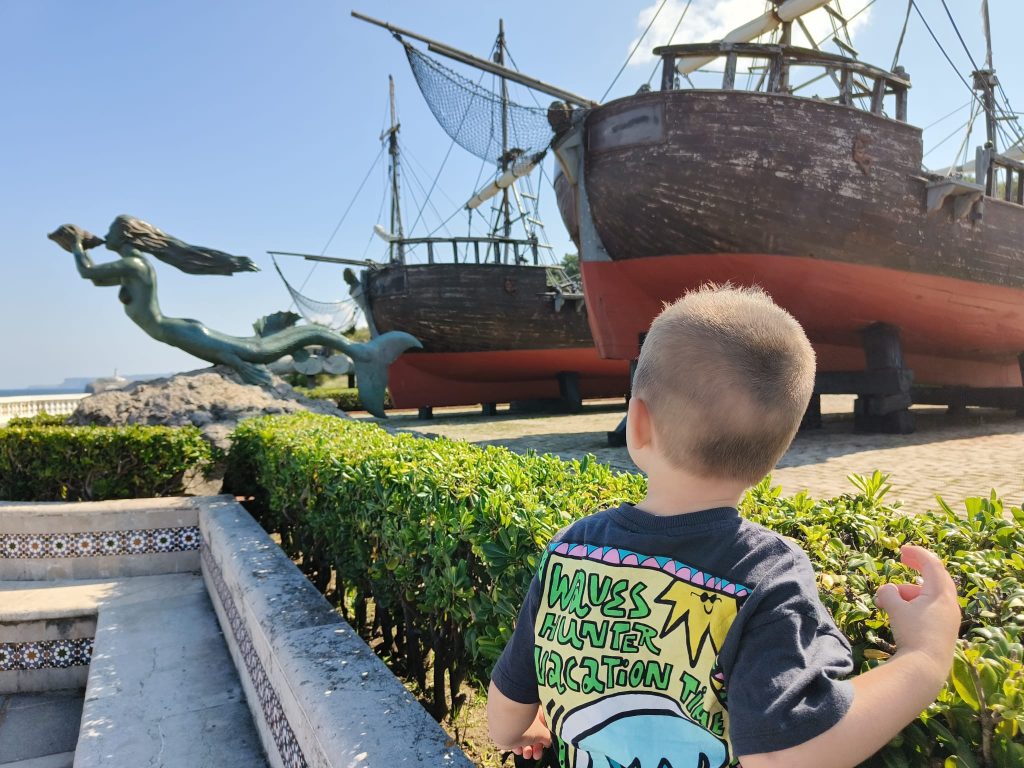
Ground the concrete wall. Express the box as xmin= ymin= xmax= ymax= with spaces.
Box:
xmin=0 ymin=614 xmax=95 ymax=694
xmin=198 ymin=496 xmax=473 ymax=768
xmin=1 ymin=494 xmax=475 ymax=766
xmin=0 ymin=497 xmax=200 ymax=580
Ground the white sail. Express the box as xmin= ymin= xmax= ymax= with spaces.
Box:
xmin=465 ymin=158 xmax=540 ymax=210
xmin=676 ymin=0 xmax=832 ymax=75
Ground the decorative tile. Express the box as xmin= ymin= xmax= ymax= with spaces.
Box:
xmin=0 ymin=525 xmax=201 ymax=559
xmin=203 ymin=545 xmax=308 ymax=768
xmin=0 ymin=637 xmax=93 ymax=671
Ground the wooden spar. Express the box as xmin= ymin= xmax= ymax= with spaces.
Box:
xmin=496 ymin=19 xmax=512 ymax=262
xmin=982 ymin=0 xmax=993 ymax=70
xmin=972 ymin=0 xmax=999 ymax=192
xmin=351 ymin=10 xmax=597 ymax=107
xmin=675 ymin=0 xmax=831 ymax=75
xmin=267 ymin=250 xmax=381 ymax=268
xmin=466 ymin=157 xmax=541 ymax=210
xmin=385 ymin=75 xmax=405 ymax=264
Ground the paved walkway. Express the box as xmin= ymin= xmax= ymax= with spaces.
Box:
xmin=377 ymin=396 xmax=1024 ymax=513
xmin=0 ymin=690 xmax=80 ymax=766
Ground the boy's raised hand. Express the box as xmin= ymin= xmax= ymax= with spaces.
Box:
xmin=874 ymin=545 xmax=960 ymax=676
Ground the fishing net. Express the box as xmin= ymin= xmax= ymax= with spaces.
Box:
xmin=404 ymin=43 xmax=556 ymax=165
xmin=273 ymin=259 xmax=361 ymax=332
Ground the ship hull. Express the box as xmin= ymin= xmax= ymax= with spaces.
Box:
xmin=364 ymin=262 xmax=630 ymax=408
xmin=554 ymin=89 xmax=1024 ymax=388
xmin=387 ymin=347 xmax=629 ymax=409
xmin=581 ymin=253 xmax=1024 ymax=387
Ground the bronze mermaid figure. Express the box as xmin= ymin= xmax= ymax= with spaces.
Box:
xmin=49 ymin=215 xmax=420 ymax=418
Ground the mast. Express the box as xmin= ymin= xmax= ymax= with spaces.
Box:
xmin=495 ymin=20 xmax=512 ymax=263
xmin=385 ymin=75 xmax=405 ymax=264
xmin=973 ymin=0 xmax=998 ymax=194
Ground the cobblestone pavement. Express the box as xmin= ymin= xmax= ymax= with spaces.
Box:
xmin=372 ymin=396 xmax=1024 ymax=512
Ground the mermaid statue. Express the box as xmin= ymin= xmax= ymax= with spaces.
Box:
xmin=48 ymin=215 xmax=421 ymax=418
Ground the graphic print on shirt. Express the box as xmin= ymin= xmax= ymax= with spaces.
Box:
xmin=534 ymin=542 xmax=750 ymax=768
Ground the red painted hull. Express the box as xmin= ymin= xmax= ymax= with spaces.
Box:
xmin=386 ymin=347 xmax=630 ymax=409
xmin=582 ymin=254 xmax=1024 ymax=387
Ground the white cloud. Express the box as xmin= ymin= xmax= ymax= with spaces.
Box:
xmin=627 ymin=0 xmax=873 ymax=68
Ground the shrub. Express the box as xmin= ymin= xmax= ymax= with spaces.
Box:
xmin=0 ymin=423 xmax=216 ymax=501
xmin=5 ymin=411 xmax=71 ymax=427
xmin=225 ymin=413 xmax=642 ymax=719
xmin=296 ymin=386 xmax=393 ymax=412
xmin=226 ymin=415 xmax=1024 ymax=766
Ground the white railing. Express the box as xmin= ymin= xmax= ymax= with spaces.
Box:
xmin=0 ymin=394 xmax=88 ymax=425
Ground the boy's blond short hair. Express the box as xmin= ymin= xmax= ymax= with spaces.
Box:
xmin=632 ymin=284 xmax=815 ymax=484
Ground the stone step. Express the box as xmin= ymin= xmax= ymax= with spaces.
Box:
xmin=0 ymin=751 xmax=76 ymax=768
xmin=74 ymin=575 xmax=267 ymax=768
xmin=0 ymin=690 xmax=82 ymax=765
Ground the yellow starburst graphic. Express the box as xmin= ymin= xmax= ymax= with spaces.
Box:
xmin=654 ymin=580 xmax=738 ymax=667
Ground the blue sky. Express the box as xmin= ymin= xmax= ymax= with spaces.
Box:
xmin=1 ymin=0 xmax=1021 ymax=388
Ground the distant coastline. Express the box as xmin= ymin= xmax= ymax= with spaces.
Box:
xmin=0 ymin=372 xmax=174 ymax=399
xmin=0 ymin=388 xmax=86 ymax=398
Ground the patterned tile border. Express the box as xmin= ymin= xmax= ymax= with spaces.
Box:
xmin=0 ymin=637 xmax=93 ymax=671
xmin=0 ymin=526 xmax=201 ymax=559
xmin=202 ymin=544 xmax=308 ymax=768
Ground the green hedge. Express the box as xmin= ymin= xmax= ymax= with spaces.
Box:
xmin=296 ymin=385 xmax=393 ymax=412
xmin=226 ymin=414 xmax=1024 ymax=767
xmin=0 ymin=423 xmax=216 ymax=501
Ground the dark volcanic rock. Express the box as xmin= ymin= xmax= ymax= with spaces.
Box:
xmin=69 ymin=366 xmax=348 ymax=452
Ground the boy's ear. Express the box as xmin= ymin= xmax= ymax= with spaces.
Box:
xmin=626 ymin=396 xmax=653 ymax=450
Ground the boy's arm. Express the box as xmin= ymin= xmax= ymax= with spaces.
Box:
xmin=488 ymin=567 xmax=551 ymax=757
xmin=739 ymin=546 xmax=960 ymax=768
xmin=487 ymin=682 xmax=550 ymax=755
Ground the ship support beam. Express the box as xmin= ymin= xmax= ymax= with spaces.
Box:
xmin=1019 ymin=353 xmax=1024 ymax=417
xmin=557 ymin=371 xmax=583 ymax=415
xmin=807 ymin=323 xmax=915 ymax=434
xmin=853 ymin=323 xmax=915 ymax=434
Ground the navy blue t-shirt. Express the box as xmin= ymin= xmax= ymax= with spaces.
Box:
xmin=491 ymin=503 xmax=853 ymax=767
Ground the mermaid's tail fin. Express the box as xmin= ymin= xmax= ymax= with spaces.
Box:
xmin=351 ymin=331 xmax=422 ymax=418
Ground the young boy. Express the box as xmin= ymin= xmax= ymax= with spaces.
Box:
xmin=487 ymin=285 xmax=960 ymax=768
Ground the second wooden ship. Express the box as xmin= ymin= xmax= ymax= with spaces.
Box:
xmin=285 ymin=28 xmax=629 ymax=414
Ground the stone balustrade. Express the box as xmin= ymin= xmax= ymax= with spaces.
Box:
xmin=0 ymin=394 xmax=88 ymax=425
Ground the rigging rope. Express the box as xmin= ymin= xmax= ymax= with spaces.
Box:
xmin=403 ymin=42 xmax=555 ymax=164
xmin=282 ymin=142 xmax=386 ymax=315
xmin=272 ymin=257 xmax=360 ymax=332
xmin=647 ymin=0 xmax=694 ymax=86
xmin=405 ymin=69 xmax=488 ymax=237
xmin=922 ymin=114 xmax=975 ymax=161
xmin=601 ymin=0 xmax=670 ymax=102
xmin=938 ymin=0 xmax=980 ymax=72
xmin=923 ymin=100 xmax=973 ymax=131
xmin=909 ymin=1 xmax=981 ymax=107
xmin=890 ymin=0 xmax=912 ymax=70
xmin=945 ymin=97 xmax=983 ymax=177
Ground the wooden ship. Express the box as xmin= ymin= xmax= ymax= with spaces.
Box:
xmin=357 ymin=2 xmax=1024 ymax=430
xmin=548 ymin=0 xmax=1024 ymax=433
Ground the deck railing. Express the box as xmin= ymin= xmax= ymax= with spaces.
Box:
xmin=976 ymin=146 xmax=1024 ymax=206
xmin=0 ymin=394 xmax=87 ymax=425
xmin=655 ymin=42 xmax=911 ymax=122
xmin=397 ymin=235 xmax=551 ymax=266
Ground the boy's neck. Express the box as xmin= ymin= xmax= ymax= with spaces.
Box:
xmin=639 ymin=471 xmax=746 ymax=517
